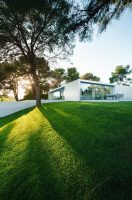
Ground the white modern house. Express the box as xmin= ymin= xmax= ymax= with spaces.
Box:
xmin=48 ymin=79 xmax=132 ymax=101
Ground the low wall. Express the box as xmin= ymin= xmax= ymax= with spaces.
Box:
xmin=114 ymin=85 xmax=132 ymax=100
xmin=0 ymin=100 xmax=64 ymax=118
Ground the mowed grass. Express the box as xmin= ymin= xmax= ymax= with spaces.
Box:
xmin=0 ymin=102 xmax=131 ymax=200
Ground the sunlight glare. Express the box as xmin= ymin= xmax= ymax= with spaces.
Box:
xmin=18 ymin=79 xmax=31 ymax=99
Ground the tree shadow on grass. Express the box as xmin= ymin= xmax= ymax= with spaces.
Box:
xmin=21 ymin=116 xmax=92 ymax=200
xmin=0 ymin=107 xmax=35 ymax=128
xmin=0 ymin=115 xmax=91 ymax=200
xmin=0 ymin=123 xmax=15 ymax=156
xmin=0 ymin=104 xmax=131 ymax=200
xmin=0 ymin=131 xmax=63 ymax=200
xmin=38 ymin=104 xmax=131 ymax=200
xmin=0 ymin=107 xmax=35 ymax=157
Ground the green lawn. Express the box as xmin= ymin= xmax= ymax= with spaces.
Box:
xmin=0 ymin=102 xmax=131 ymax=200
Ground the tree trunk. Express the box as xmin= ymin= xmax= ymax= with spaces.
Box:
xmin=13 ymin=85 xmax=19 ymax=101
xmin=13 ymin=90 xmax=18 ymax=101
xmin=29 ymin=75 xmax=36 ymax=99
xmin=32 ymin=70 xmax=41 ymax=106
xmin=31 ymin=83 xmax=36 ymax=100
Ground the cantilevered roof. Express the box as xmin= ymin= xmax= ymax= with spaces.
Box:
xmin=49 ymin=79 xmax=114 ymax=93
xmin=49 ymin=85 xmax=65 ymax=93
xmin=79 ymin=79 xmax=114 ymax=87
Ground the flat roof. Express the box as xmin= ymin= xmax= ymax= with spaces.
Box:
xmin=79 ymin=79 xmax=114 ymax=87
xmin=49 ymin=79 xmax=114 ymax=93
xmin=49 ymin=85 xmax=65 ymax=93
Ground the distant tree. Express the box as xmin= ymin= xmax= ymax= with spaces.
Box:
xmin=0 ymin=90 xmax=9 ymax=102
xmin=23 ymin=88 xmax=34 ymax=100
xmin=109 ymin=65 xmax=132 ymax=85
xmin=81 ymin=73 xmax=100 ymax=81
xmin=40 ymin=81 xmax=51 ymax=99
xmin=0 ymin=61 xmax=23 ymax=101
xmin=65 ymin=67 xmax=79 ymax=83
xmin=0 ymin=0 xmax=75 ymax=106
xmin=51 ymin=68 xmax=66 ymax=88
xmin=23 ymin=81 xmax=50 ymax=100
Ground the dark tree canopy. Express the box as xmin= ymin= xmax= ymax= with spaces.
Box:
xmin=51 ymin=68 xmax=66 ymax=88
xmin=0 ymin=0 xmax=74 ymax=59
xmin=65 ymin=67 xmax=79 ymax=83
xmin=68 ymin=0 xmax=132 ymax=40
xmin=109 ymin=65 xmax=132 ymax=85
xmin=0 ymin=0 xmax=75 ymax=105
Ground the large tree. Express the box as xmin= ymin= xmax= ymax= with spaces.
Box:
xmin=109 ymin=65 xmax=132 ymax=85
xmin=81 ymin=72 xmax=100 ymax=81
xmin=0 ymin=0 xmax=74 ymax=106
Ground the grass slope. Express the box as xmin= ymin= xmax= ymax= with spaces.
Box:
xmin=0 ymin=102 xmax=131 ymax=200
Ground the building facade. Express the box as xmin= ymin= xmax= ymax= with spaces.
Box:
xmin=48 ymin=79 xmax=132 ymax=101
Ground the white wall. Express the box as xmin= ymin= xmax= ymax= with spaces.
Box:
xmin=48 ymin=92 xmax=53 ymax=100
xmin=0 ymin=100 xmax=65 ymax=118
xmin=114 ymin=85 xmax=132 ymax=100
xmin=0 ymin=101 xmax=36 ymax=118
xmin=64 ymin=79 xmax=80 ymax=101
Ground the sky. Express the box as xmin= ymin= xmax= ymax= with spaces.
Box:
xmin=58 ymin=9 xmax=132 ymax=83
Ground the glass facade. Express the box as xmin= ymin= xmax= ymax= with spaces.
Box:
xmin=80 ymin=82 xmax=114 ymax=100
xmin=50 ymin=88 xmax=65 ymax=100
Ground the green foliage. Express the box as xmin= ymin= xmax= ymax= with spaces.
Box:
xmin=0 ymin=95 xmax=14 ymax=102
xmin=23 ymin=81 xmax=51 ymax=100
xmin=19 ymin=56 xmax=51 ymax=98
xmin=0 ymin=0 xmax=74 ymax=59
xmin=109 ymin=65 xmax=132 ymax=84
xmin=65 ymin=67 xmax=79 ymax=83
xmin=81 ymin=72 xmax=100 ymax=81
xmin=0 ymin=60 xmax=23 ymax=101
xmin=23 ymin=88 xmax=35 ymax=100
xmin=0 ymin=91 xmax=15 ymax=102
xmin=40 ymin=81 xmax=51 ymax=99
xmin=51 ymin=68 xmax=66 ymax=88
xmin=68 ymin=0 xmax=132 ymax=40
xmin=50 ymin=67 xmax=80 ymax=87
xmin=0 ymin=102 xmax=131 ymax=199
xmin=0 ymin=0 xmax=75 ymax=105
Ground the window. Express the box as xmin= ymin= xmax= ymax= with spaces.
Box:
xmin=80 ymin=82 xmax=113 ymax=100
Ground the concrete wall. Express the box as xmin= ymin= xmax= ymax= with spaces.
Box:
xmin=48 ymin=80 xmax=132 ymax=101
xmin=48 ymin=92 xmax=53 ymax=100
xmin=0 ymin=100 xmax=65 ymax=118
xmin=64 ymin=79 xmax=80 ymax=101
xmin=0 ymin=101 xmax=37 ymax=118
xmin=114 ymin=85 xmax=132 ymax=100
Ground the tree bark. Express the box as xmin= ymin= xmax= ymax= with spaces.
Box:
xmin=31 ymin=83 xmax=36 ymax=100
xmin=13 ymin=90 xmax=19 ymax=101
xmin=28 ymin=75 xmax=36 ymax=99
xmin=13 ymin=84 xmax=19 ymax=101
xmin=31 ymin=70 xmax=41 ymax=106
